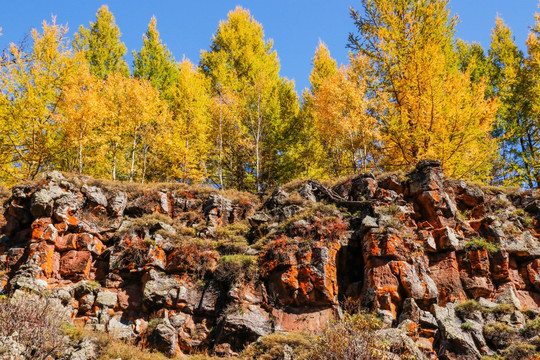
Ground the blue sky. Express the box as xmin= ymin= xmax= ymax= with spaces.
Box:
xmin=0 ymin=1 xmax=538 ymax=92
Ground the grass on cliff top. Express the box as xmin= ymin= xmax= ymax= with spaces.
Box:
xmin=58 ymin=172 xmax=259 ymax=204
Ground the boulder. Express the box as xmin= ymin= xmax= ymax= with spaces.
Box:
xmin=82 ymin=185 xmax=108 ymax=207
xmin=150 ymin=319 xmax=179 ymax=357
xmin=216 ymin=305 xmax=272 ymax=352
xmin=433 ymin=303 xmax=481 ymax=359
xmin=96 ymin=290 xmax=118 ymax=308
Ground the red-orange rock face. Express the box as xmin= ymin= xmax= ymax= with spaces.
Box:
xmin=1 ymin=161 xmax=540 ymax=359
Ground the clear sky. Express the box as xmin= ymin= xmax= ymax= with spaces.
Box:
xmin=0 ymin=1 xmax=538 ymax=92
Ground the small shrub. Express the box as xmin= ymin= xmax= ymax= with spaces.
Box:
xmin=0 ymin=293 xmax=69 ymax=360
xmin=512 ymin=208 xmax=535 ymax=228
xmin=311 ymin=312 xmax=388 ymax=360
xmin=483 ymin=322 xmax=519 ymax=349
xmin=62 ymin=323 xmax=85 ymax=341
xmin=464 ymin=237 xmax=499 ymax=253
xmin=215 ymin=254 xmax=258 ymax=284
xmin=455 ymin=299 xmax=483 ymax=317
xmin=147 ymin=317 xmax=163 ymax=332
xmin=96 ymin=335 xmax=183 ymax=360
xmin=461 ymin=321 xmax=475 ymax=331
xmin=131 ymin=213 xmax=173 ymax=228
xmin=502 ymin=341 xmax=538 ymax=360
xmin=241 ymin=332 xmax=313 ymax=360
xmin=489 ymin=304 xmax=515 ymax=316
xmin=522 ymin=318 xmax=540 ymax=338
xmin=215 ymin=222 xmax=250 ymax=255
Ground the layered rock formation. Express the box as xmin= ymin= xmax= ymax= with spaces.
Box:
xmin=1 ymin=160 xmax=540 ymax=359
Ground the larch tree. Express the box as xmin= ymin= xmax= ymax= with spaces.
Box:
xmin=200 ymin=6 xmax=299 ymax=191
xmin=519 ymin=11 xmax=540 ymax=188
xmin=133 ymin=16 xmax=179 ymax=100
xmin=165 ymin=59 xmax=212 ymax=184
xmin=101 ymin=73 xmax=168 ymax=181
xmin=73 ymin=5 xmax=129 ymax=79
xmin=0 ymin=19 xmax=73 ymax=183
xmin=348 ymin=0 xmax=498 ymax=181
xmin=313 ymin=54 xmax=378 ymax=176
xmin=487 ymin=17 xmax=530 ymax=186
xmin=57 ymin=54 xmax=105 ymax=174
xmin=296 ymin=42 xmax=339 ymax=180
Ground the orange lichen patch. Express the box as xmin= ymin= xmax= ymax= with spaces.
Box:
xmin=147 ymin=245 xmax=166 ymax=269
xmin=54 ymin=222 xmax=69 ymax=234
xmin=384 ymin=234 xmax=401 ymax=257
xmin=39 ymin=243 xmax=56 ymax=278
xmin=280 ymin=266 xmax=299 ymax=290
xmin=66 ymin=214 xmax=79 ymax=227
xmin=468 ymin=249 xmax=490 ymax=276
xmin=31 ymin=218 xmax=53 ymax=241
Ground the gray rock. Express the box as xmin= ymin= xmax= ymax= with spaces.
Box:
xmin=96 ymin=290 xmax=118 ymax=308
xmin=31 ymin=185 xmax=64 ymax=218
xmin=108 ymin=316 xmax=135 ymax=340
xmin=494 ymin=287 xmax=522 ymax=310
xmin=0 ymin=335 xmax=26 ymax=360
xmin=506 ymin=231 xmax=540 ymax=256
xmin=433 ymin=303 xmax=481 ymax=359
xmin=248 ymin=212 xmax=271 ymax=227
xmin=361 ymin=216 xmax=378 ymax=231
xmin=54 ymin=191 xmax=84 ymax=222
xmin=478 ymin=297 xmax=498 ymax=309
xmin=150 ymin=320 xmax=178 ymax=357
xmin=61 ymin=338 xmax=99 ymax=360
xmin=108 ymin=190 xmax=127 ymax=216
xmin=376 ymin=328 xmax=427 ymax=360
xmin=82 ymin=185 xmax=108 ymax=207
xmin=298 ymin=183 xmax=317 ymax=202
xmin=217 ymin=305 xmax=273 ymax=352
xmin=143 ymin=270 xmax=180 ymax=308
xmin=9 ymin=263 xmax=47 ymax=294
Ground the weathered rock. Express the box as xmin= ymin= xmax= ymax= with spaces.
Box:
xmin=143 ymin=270 xmax=180 ymax=309
xmin=506 ymin=231 xmax=540 ymax=257
xmin=82 ymin=185 xmax=108 ymax=207
xmin=433 ymin=303 xmax=481 ymax=359
xmin=108 ymin=316 xmax=135 ymax=340
xmin=31 ymin=185 xmax=64 ymax=218
xmin=96 ymin=289 xmax=118 ymax=308
xmin=59 ymin=250 xmax=92 ymax=278
xmin=494 ymin=286 xmax=522 ymax=310
xmin=150 ymin=319 xmax=179 ymax=357
xmin=216 ymin=305 xmax=272 ymax=352
xmin=376 ymin=328 xmax=427 ymax=360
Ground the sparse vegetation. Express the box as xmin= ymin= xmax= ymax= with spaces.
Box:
xmin=455 ymin=299 xmax=483 ymax=317
xmin=0 ymin=292 xmax=69 ymax=360
xmin=501 ymin=341 xmax=538 ymax=360
xmin=215 ymin=254 xmax=258 ymax=284
xmin=522 ymin=318 xmax=540 ymax=338
xmin=464 ymin=237 xmax=499 ymax=253
xmin=310 ymin=312 xmax=388 ymax=360
xmin=242 ymin=332 xmax=313 ymax=360
xmin=461 ymin=321 xmax=475 ymax=331
xmin=483 ymin=322 xmax=519 ymax=349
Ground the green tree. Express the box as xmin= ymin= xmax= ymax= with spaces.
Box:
xmin=133 ymin=16 xmax=179 ymax=99
xmin=73 ymin=5 xmax=128 ymax=79
xmin=487 ymin=17 xmax=529 ymax=186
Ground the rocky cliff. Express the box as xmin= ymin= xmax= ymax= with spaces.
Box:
xmin=1 ymin=160 xmax=540 ymax=359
